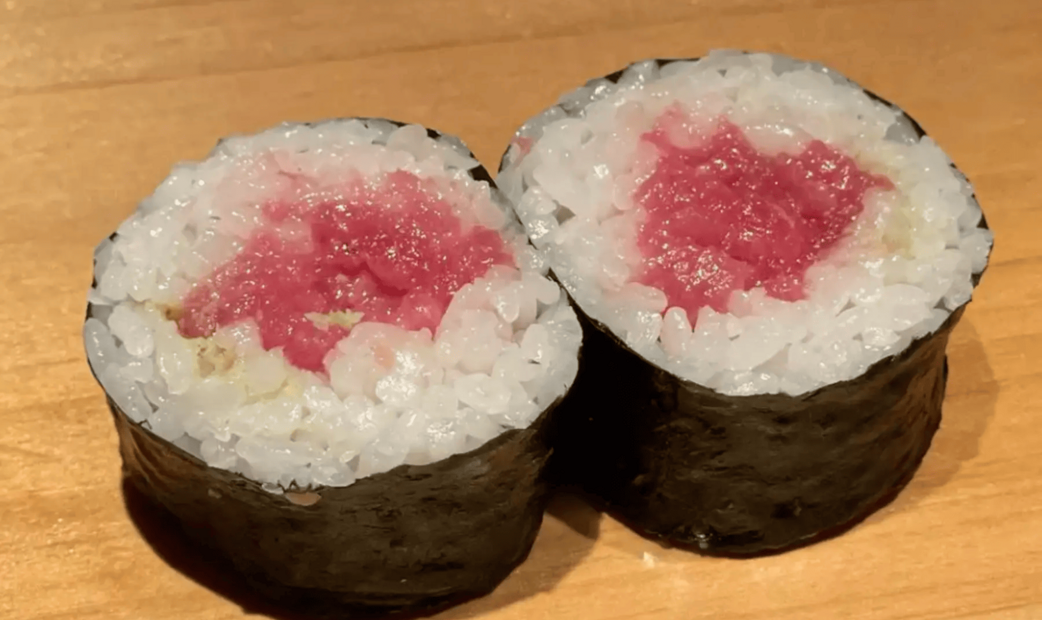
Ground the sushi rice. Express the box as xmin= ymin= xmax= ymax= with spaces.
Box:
xmin=85 ymin=118 xmax=582 ymax=491
xmin=498 ymin=50 xmax=992 ymax=396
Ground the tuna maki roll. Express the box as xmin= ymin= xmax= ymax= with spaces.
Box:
xmin=498 ymin=51 xmax=992 ymax=555
xmin=84 ymin=118 xmax=582 ymax=613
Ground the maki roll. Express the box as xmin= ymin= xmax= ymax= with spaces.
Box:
xmin=498 ymin=51 xmax=992 ymax=554
xmin=84 ymin=118 xmax=582 ymax=613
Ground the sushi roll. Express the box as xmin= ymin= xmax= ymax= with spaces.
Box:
xmin=498 ymin=51 xmax=993 ymax=555
xmin=84 ymin=118 xmax=582 ymax=613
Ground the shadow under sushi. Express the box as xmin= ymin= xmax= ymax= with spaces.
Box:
xmin=122 ymin=481 xmax=602 ymax=620
xmin=122 ymin=478 xmax=313 ymax=620
xmin=428 ymin=491 xmax=602 ymax=620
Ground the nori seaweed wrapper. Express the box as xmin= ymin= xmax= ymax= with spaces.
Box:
xmin=104 ymin=393 xmax=559 ymax=615
xmin=501 ymin=56 xmax=993 ymax=556
xmin=86 ymin=120 xmax=576 ymax=615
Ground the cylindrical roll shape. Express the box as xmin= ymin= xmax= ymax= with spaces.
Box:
xmin=499 ymin=52 xmax=992 ymax=554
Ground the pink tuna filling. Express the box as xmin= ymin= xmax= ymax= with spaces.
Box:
xmin=179 ymin=170 xmax=513 ymax=372
xmin=635 ymin=113 xmax=893 ymax=324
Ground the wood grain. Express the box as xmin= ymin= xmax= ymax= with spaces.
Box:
xmin=1 ymin=0 xmax=1039 ymax=618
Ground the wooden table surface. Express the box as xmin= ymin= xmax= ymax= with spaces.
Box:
xmin=3 ymin=1 xmax=1040 ymax=618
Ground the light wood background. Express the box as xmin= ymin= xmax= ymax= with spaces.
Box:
xmin=2 ymin=0 xmax=1039 ymax=618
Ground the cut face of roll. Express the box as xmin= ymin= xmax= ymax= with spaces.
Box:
xmin=85 ymin=118 xmax=582 ymax=612
xmin=499 ymin=51 xmax=992 ymax=554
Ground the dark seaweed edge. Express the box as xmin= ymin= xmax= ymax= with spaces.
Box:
xmin=84 ymin=116 xmax=584 ymax=613
xmin=550 ymin=389 xmax=940 ymax=560
xmin=552 ymin=273 xmax=959 ymax=555
xmin=107 ymin=388 xmax=568 ymax=617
